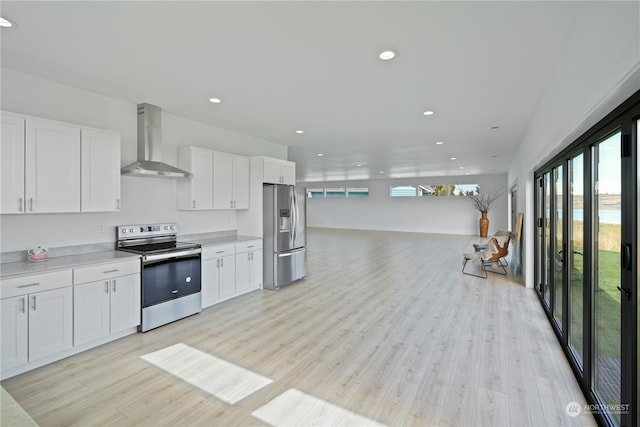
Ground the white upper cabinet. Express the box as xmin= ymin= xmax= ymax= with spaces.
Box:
xmin=1 ymin=112 xmax=25 ymax=214
xmin=81 ymin=128 xmax=121 ymax=212
xmin=1 ymin=111 xmax=121 ymax=214
xmin=213 ymin=151 xmax=234 ymax=209
xmin=25 ymin=118 xmax=81 ymax=213
xmin=262 ymin=157 xmax=296 ymax=185
xmin=177 ymin=146 xmax=214 ymax=210
xmin=213 ymin=152 xmax=250 ymax=210
xmin=177 ymin=147 xmax=249 ymax=211
xmin=232 ymin=155 xmax=250 ymax=209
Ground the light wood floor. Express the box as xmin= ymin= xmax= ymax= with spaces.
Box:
xmin=1 ymin=228 xmax=596 ymax=426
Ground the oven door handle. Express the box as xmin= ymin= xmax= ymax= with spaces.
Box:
xmin=143 ymin=248 xmax=202 ymax=263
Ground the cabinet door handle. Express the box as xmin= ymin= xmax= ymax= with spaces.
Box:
xmin=17 ymin=283 xmax=40 ymax=288
xmin=220 ymin=258 xmax=224 ymax=267
xmin=216 ymin=259 xmax=220 ymax=268
xmin=193 ymin=200 xmax=196 ymax=209
xmin=31 ymin=295 xmax=36 ymax=311
xmin=112 ymin=280 xmax=117 ymax=293
xmin=103 ymin=269 xmax=119 ymax=274
xmin=20 ymin=297 xmax=26 ymax=313
xmin=29 ymin=197 xmax=34 ymax=212
xmin=104 ymin=281 xmax=109 ymax=294
xmin=116 ymin=199 xmax=120 ymax=210
xmin=18 ymin=197 xmax=23 ymax=212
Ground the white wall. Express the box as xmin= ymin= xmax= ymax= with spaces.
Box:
xmin=507 ymin=1 xmax=640 ymax=288
xmin=0 ymin=69 xmax=288 ymax=252
xmin=305 ymin=174 xmax=508 ymax=236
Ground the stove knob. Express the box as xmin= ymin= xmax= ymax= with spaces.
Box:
xmin=170 ymin=225 xmax=176 ymax=231
xmin=129 ymin=228 xmax=135 ymax=233
xmin=164 ymin=226 xmax=169 ymax=230
xmin=121 ymin=228 xmax=127 ymax=234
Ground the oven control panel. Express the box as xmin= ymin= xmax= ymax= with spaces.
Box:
xmin=117 ymin=223 xmax=177 ymax=239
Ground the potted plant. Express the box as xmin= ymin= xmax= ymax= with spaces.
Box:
xmin=463 ymin=186 xmax=505 ymax=237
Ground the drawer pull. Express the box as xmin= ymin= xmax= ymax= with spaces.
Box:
xmin=103 ymin=269 xmax=119 ymax=274
xmin=216 ymin=250 xmax=224 ymax=254
xmin=17 ymin=283 xmax=40 ymax=288
xmin=247 ymin=245 xmax=255 ymax=248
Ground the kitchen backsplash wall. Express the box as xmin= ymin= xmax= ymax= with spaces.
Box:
xmin=0 ymin=69 xmax=287 ymax=253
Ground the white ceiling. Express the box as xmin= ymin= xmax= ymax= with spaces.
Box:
xmin=0 ymin=1 xmax=603 ymax=182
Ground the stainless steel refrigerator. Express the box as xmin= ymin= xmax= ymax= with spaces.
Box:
xmin=263 ymin=184 xmax=306 ymax=290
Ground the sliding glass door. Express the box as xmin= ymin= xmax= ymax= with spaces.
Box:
xmin=534 ymin=91 xmax=638 ymax=427
xmin=568 ymin=152 xmax=585 ymax=368
xmin=592 ymin=132 xmax=622 ymax=425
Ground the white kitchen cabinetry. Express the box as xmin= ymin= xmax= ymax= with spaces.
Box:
xmin=81 ymin=128 xmax=121 ymax=212
xmin=0 ymin=111 xmax=121 ymax=214
xmin=262 ymin=157 xmax=296 ymax=185
xmin=177 ymin=147 xmax=214 ymax=210
xmin=1 ymin=112 xmax=25 ymax=214
xmin=235 ymin=240 xmax=263 ymax=295
xmin=213 ymin=152 xmax=250 ymax=210
xmin=73 ymin=260 xmax=140 ymax=346
xmin=0 ymin=270 xmax=73 ymax=371
xmin=1 ymin=296 xmax=28 ymax=370
xmin=25 ymin=118 xmax=81 ymax=213
xmin=201 ymin=244 xmax=236 ymax=308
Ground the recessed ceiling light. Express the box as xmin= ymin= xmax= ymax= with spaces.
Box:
xmin=450 ymin=157 xmax=457 ymax=160
xmin=208 ymin=97 xmax=222 ymax=103
xmin=423 ymin=110 xmax=434 ymax=116
xmin=316 ymin=153 xmax=324 ymax=157
xmin=459 ymin=167 xmax=464 ymax=170
xmin=435 ymin=141 xmax=444 ymax=145
xmin=295 ymin=130 xmax=304 ymax=134
xmin=379 ymin=50 xmax=396 ymax=61
xmin=356 ymin=164 xmax=362 ymax=167
xmin=0 ymin=17 xmax=16 ymax=28
xmin=379 ymin=171 xmax=385 ymax=174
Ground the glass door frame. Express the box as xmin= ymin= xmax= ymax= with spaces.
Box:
xmin=533 ymin=90 xmax=639 ymax=427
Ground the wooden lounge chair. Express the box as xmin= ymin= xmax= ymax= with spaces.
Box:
xmin=462 ymin=231 xmax=512 ymax=278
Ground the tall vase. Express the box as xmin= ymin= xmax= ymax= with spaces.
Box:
xmin=479 ymin=211 xmax=489 ymax=237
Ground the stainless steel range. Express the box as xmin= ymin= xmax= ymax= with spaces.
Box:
xmin=116 ymin=223 xmax=201 ymax=332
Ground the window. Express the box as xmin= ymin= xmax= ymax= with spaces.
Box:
xmin=450 ymin=184 xmax=480 ymax=196
xmin=307 ymin=188 xmax=325 ymax=198
xmin=346 ymin=187 xmax=369 ymax=198
xmin=390 ymin=186 xmax=417 ymax=197
xmin=325 ymin=188 xmax=346 ymax=198
xmin=418 ymin=184 xmax=447 ymax=196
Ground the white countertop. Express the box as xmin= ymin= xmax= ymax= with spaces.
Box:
xmin=1 ymin=251 xmax=140 ymax=279
xmin=186 ymin=235 xmax=261 ymax=247
xmin=1 ymin=235 xmax=261 ymax=279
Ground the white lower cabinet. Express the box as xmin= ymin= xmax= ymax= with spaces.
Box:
xmin=1 ymin=296 xmax=28 ymax=370
xmin=235 ymin=240 xmax=263 ymax=295
xmin=28 ymin=287 xmax=74 ymax=361
xmin=201 ymin=244 xmax=236 ymax=308
xmin=73 ymin=260 xmax=141 ymax=346
xmin=201 ymin=239 xmax=262 ymax=308
xmin=0 ymin=270 xmax=73 ymax=372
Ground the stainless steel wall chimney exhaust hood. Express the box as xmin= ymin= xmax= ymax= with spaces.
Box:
xmin=121 ymin=103 xmax=193 ymax=178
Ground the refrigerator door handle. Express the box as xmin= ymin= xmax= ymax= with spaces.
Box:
xmin=292 ymin=189 xmax=297 ymax=245
xmin=278 ymin=248 xmax=305 ymax=257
